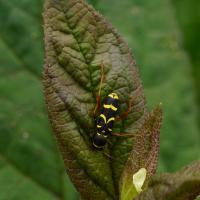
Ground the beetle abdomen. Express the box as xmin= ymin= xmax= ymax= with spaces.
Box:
xmin=96 ymin=93 xmax=119 ymax=132
xmin=93 ymin=93 xmax=119 ymax=149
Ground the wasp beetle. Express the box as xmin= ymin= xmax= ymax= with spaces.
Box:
xmin=92 ymin=62 xmax=134 ymax=150
xmin=92 ymin=92 xmax=119 ymax=149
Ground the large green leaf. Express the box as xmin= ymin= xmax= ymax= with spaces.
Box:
xmin=90 ymin=0 xmax=200 ymax=172
xmin=43 ymin=0 xmax=148 ymax=199
xmin=0 ymin=1 xmax=78 ymax=199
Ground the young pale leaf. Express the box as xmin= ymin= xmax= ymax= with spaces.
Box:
xmin=195 ymin=195 xmax=200 ymax=200
xmin=136 ymin=161 xmax=200 ymax=200
xmin=132 ymin=168 xmax=147 ymax=193
xmin=120 ymin=106 xmax=162 ymax=200
xmin=43 ymin=0 xmax=147 ymax=199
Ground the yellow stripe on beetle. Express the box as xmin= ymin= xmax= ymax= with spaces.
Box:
xmin=108 ymin=93 xmax=119 ymax=99
xmin=100 ymin=114 xmax=106 ymax=123
xmin=99 ymin=114 xmax=115 ymax=124
xmin=107 ymin=117 xmax=115 ymax=123
xmin=103 ymin=104 xmax=118 ymax=111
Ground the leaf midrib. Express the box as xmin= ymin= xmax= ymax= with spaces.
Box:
xmin=61 ymin=0 xmax=100 ymax=91
xmin=59 ymin=1 xmax=120 ymax=196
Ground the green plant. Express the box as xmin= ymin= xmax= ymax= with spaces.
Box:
xmin=0 ymin=0 xmax=199 ymax=199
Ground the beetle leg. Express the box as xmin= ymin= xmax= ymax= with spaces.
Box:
xmin=93 ymin=95 xmax=101 ymax=117
xmin=103 ymin=152 xmax=114 ymax=160
xmin=103 ymin=150 xmax=121 ymax=161
xmin=93 ymin=61 xmax=105 ymax=116
xmin=111 ymin=132 xmax=135 ymax=137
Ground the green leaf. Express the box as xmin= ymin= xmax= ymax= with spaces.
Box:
xmin=43 ymin=0 xmax=147 ymax=199
xmin=120 ymin=106 xmax=162 ymax=200
xmin=0 ymin=1 xmax=78 ymax=199
xmin=136 ymin=161 xmax=200 ymax=200
xmin=120 ymin=168 xmax=147 ymax=200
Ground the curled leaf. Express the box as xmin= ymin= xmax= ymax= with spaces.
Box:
xmin=120 ymin=105 xmax=162 ymax=200
xmin=43 ymin=0 xmax=147 ymax=199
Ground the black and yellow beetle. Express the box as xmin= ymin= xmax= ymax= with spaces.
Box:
xmin=92 ymin=62 xmax=133 ymax=150
xmin=92 ymin=92 xmax=119 ymax=149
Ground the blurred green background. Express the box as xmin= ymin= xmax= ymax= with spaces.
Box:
xmin=0 ymin=0 xmax=199 ymax=199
